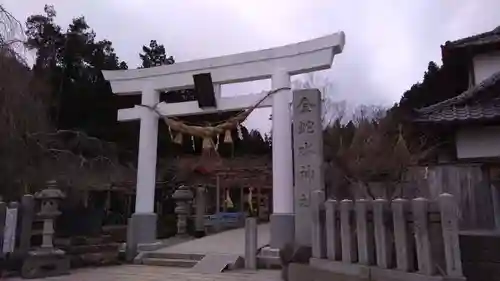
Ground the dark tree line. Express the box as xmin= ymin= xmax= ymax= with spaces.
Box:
xmin=398 ymin=60 xmax=467 ymax=111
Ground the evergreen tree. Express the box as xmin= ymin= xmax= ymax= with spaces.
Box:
xmin=25 ymin=5 xmax=131 ymax=156
xmin=139 ymin=40 xmax=174 ymax=68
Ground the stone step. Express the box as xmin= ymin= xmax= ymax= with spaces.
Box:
xmin=70 ymin=251 xmax=121 ymax=267
xmin=145 ymin=252 xmax=205 ymax=261
xmin=191 ymin=253 xmax=244 ymax=273
xmin=257 ymin=246 xmax=281 ymax=269
xmin=62 ymin=243 xmax=121 ymax=255
xmin=142 ymin=257 xmax=198 ymax=268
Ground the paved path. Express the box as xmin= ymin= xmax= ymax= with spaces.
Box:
xmin=155 ymin=223 xmax=270 ymax=255
xmin=6 ymin=265 xmax=281 ymax=281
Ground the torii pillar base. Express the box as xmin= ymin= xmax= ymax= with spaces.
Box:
xmin=270 ymin=213 xmax=295 ymax=249
xmin=129 ymin=213 xmax=162 ymax=251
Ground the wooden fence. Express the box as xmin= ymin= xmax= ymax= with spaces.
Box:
xmin=406 ymin=164 xmax=494 ymax=230
xmin=309 ymin=190 xmax=465 ymax=280
xmin=334 ymin=164 xmax=496 ymax=230
xmin=0 ymin=195 xmax=35 ymax=258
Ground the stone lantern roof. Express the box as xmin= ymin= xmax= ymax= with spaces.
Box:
xmin=34 ymin=181 xmax=65 ymax=200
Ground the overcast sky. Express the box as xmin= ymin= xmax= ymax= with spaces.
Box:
xmin=4 ymin=0 xmax=500 ymax=133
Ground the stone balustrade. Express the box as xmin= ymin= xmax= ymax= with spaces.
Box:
xmin=310 ymin=190 xmax=465 ymax=280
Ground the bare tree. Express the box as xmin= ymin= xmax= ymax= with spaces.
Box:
xmin=351 ymin=104 xmax=386 ymax=125
xmin=0 ymin=5 xmax=27 ymax=62
xmin=292 ymin=73 xmax=430 ymax=199
xmin=0 ymin=5 xmax=131 ymax=200
xmin=292 ymin=73 xmax=346 ymax=126
xmin=327 ymin=107 xmax=435 ymax=200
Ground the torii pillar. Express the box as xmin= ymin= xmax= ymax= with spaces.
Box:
xmin=102 ymin=32 xmax=345 ymax=248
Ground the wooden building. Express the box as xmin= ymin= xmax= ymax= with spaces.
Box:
xmin=413 ymin=26 xmax=500 ymax=230
xmin=178 ymin=155 xmax=272 ymax=221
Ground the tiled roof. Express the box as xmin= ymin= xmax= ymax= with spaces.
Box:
xmin=445 ymin=25 xmax=500 ymax=49
xmin=415 ymin=100 xmax=500 ymax=123
xmin=415 ymin=71 xmax=500 ymax=123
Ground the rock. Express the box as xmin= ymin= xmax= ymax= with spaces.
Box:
xmin=279 ymin=243 xmax=312 ymax=281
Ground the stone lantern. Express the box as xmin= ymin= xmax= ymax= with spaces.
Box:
xmin=21 ymin=180 xmax=70 ymax=279
xmin=172 ymin=185 xmax=193 ymax=236
xmin=36 ymin=180 xmax=65 ymax=249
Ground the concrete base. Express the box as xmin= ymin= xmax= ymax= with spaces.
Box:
xmin=21 ymin=249 xmax=70 ymax=279
xmin=309 ymin=258 xmax=466 ymax=281
xmin=137 ymin=241 xmax=163 ymax=251
xmin=270 ymin=213 xmax=295 ymax=249
xmin=131 ymin=212 xmax=157 ymax=245
xmin=288 ymin=263 xmax=360 ymax=281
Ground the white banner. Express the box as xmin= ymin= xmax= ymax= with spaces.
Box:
xmin=2 ymin=207 xmax=18 ymax=253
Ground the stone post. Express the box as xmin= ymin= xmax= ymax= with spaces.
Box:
xmin=325 ymin=199 xmax=340 ymax=261
xmin=0 ymin=201 xmax=6 ymax=257
xmin=216 ymin=176 xmax=221 ymax=232
xmin=245 ymin=217 xmax=257 ymax=269
xmin=438 ymin=193 xmax=463 ymax=278
xmin=340 ymin=199 xmax=356 ymax=263
xmin=172 ymin=185 xmax=193 ymax=237
xmin=125 ymin=217 xmax=137 ymax=262
xmin=373 ymin=198 xmax=391 ymax=268
xmin=194 ymin=185 xmax=207 ymax=237
xmin=19 ymin=194 xmax=35 ymax=254
xmin=392 ymin=198 xmax=414 ymax=272
xmin=412 ymin=198 xmax=433 ymax=275
xmin=355 ymin=199 xmax=374 ymax=265
xmin=311 ymin=190 xmax=325 ymax=259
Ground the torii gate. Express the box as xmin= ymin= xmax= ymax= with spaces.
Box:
xmin=102 ymin=32 xmax=345 ymax=248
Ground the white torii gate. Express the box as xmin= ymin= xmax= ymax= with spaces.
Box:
xmin=103 ymin=32 xmax=345 ymax=248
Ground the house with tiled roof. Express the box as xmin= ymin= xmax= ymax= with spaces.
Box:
xmin=413 ymin=26 xmax=500 ymax=232
xmin=415 ymin=26 xmax=500 ymax=161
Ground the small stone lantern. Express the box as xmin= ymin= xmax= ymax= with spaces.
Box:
xmin=172 ymin=185 xmax=193 ymax=236
xmin=21 ymin=181 xmax=70 ymax=279
xmin=21 ymin=180 xmax=70 ymax=279
xmin=35 ymin=180 xmax=65 ymax=249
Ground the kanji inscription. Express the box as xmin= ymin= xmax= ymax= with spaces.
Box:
xmin=299 ymin=165 xmax=315 ymax=182
xmin=296 ymin=96 xmax=316 ymax=113
xmin=298 ymin=141 xmax=315 ymax=156
xmin=298 ymin=120 xmax=315 ymax=134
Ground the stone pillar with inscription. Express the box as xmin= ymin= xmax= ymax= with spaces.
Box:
xmin=292 ymin=89 xmax=325 ymax=246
